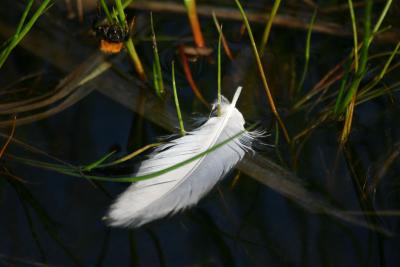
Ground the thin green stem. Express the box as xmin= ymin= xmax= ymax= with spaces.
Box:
xmin=15 ymin=0 xmax=35 ymax=35
xmin=14 ymin=0 xmax=52 ymax=45
xmin=369 ymin=0 xmax=393 ymax=46
xmin=111 ymin=0 xmax=146 ymax=80
xmin=348 ymin=0 xmax=359 ymax=72
xmin=259 ymin=0 xmax=281 ymax=56
xmin=10 ymin=124 xmax=257 ymax=183
xmin=334 ymin=58 xmax=352 ymax=113
xmin=297 ymin=9 xmax=317 ymax=94
xmin=171 ymin=61 xmax=186 ymax=136
xmin=354 ymin=41 xmax=400 ymax=100
xmin=338 ymin=0 xmax=373 ymax=113
xmin=212 ymin=12 xmax=234 ymax=60
xmin=377 ymin=41 xmax=400 ymax=80
xmin=99 ymin=0 xmax=113 ymax=22
xmin=0 ymin=0 xmax=52 ymax=68
xmin=122 ymin=0 xmax=134 ymax=9
xmin=125 ymin=39 xmax=146 ymax=80
xmin=114 ymin=0 xmax=127 ymax=27
xmin=151 ymin=13 xmax=164 ymax=96
xmin=235 ymin=0 xmax=290 ymax=143
xmin=338 ymin=0 xmax=393 ymax=113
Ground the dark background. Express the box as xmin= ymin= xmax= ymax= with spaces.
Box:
xmin=1 ymin=0 xmax=400 ymax=266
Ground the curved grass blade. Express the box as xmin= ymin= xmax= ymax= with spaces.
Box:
xmin=171 ymin=61 xmax=186 ymax=136
xmin=151 ymin=13 xmax=165 ymax=97
xmin=234 ymin=0 xmax=290 ymax=143
xmin=296 ymin=9 xmax=317 ymax=94
xmin=212 ymin=12 xmax=234 ymax=60
xmin=82 ymin=151 xmax=116 ymax=172
xmin=8 ymin=124 xmax=257 ymax=183
xmin=0 ymin=0 xmax=52 ymax=68
xmin=259 ymin=0 xmax=281 ymax=56
xmin=348 ymin=0 xmax=359 ymax=72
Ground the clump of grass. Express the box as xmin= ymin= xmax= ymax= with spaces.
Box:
xmin=0 ymin=0 xmax=52 ymax=69
xmin=335 ymin=0 xmax=394 ymax=115
xmin=335 ymin=0 xmax=393 ymax=143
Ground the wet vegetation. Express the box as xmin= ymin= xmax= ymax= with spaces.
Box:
xmin=0 ymin=0 xmax=400 ymax=266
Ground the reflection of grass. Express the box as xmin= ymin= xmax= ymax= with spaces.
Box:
xmin=0 ymin=0 xmax=52 ymax=69
xmin=6 ymin=177 xmax=84 ymax=266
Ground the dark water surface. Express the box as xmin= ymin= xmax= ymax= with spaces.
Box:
xmin=1 ymin=0 xmax=400 ymax=266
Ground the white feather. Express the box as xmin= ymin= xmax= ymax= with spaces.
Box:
xmin=107 ymin=86 xmax=257 ymax=227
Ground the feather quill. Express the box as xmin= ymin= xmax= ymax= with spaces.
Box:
xmin=107 ymin=86 xmax=257 ymax=227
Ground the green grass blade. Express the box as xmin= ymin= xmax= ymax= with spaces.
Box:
xmin=337 ymin=0 xmax=373 ymax=114
xmin=296 ymin=9 xmax=317 ymax=94
xmin=348 ymin=0 xmax=359 ymax=72
xmin=153 ymin=62 xmax=161 ymax=96
xmin=99 ymin=0 xmax=113 ymax=22
xmin=377 ymin=42 xmax=400 ymax=80
xmin=114 ymin=0 xmax=127 ymax=27
xmin=338 ymin=0 xmax=393 ymax=113
xmin=106 ymin=0 xmax=146 ymax=80
xmin=334 ymin=59 xmax=352 ymax=114
xmin=15 ymin=0 xmax=35 ymax=35
xmin=234 ymin=0 xmax=290 ymax=143
xmin=82 ymin=151 xmax=116 ymax=171
xmin=122 ymin=0 xmax=134 ymax=9
xmin=0 ymin=0 xmax=52 ymax=68
xmin=259 ymin=0 xmax=281 ymax=56
xmin=98 ymin=143 xmax=161 ymax=167
xmin=151 ymin=13 xmax=164 ymax=97
xmin=369 ymin=0 xmax=393 ymax=46
xmin=10 ymin=124 xmax=257 ymax=183
xmin=171 ymin=61 xmax=186 ymax=136
xmin=125 ymin=39 xmax=146 ymax=80
xmin=10 ymin=0 xmax=52 ymax=47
